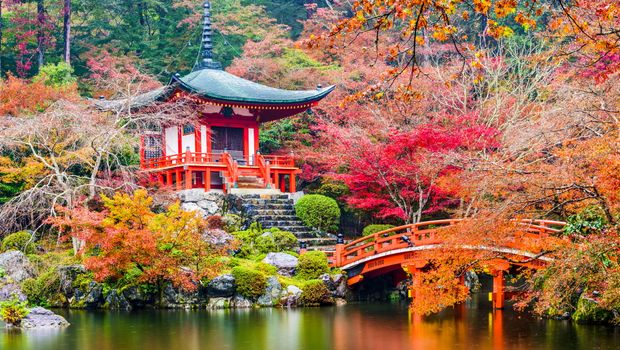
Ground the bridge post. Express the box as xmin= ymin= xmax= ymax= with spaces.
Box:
xmin=492 ymin=270 xmax=505 ymax=309
xmin=335 ymin=234 xmax=344 ymax=267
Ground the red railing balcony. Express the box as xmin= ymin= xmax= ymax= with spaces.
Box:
xmin=141 ymin=152 xmax=296 ymax=170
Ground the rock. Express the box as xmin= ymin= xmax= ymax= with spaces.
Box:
xmin=572 ymin=296 xmax=614 ymax=324
xmin=208 ymin=274 xmax=236 ymax=297
xmin=104 ymin=290 xmax=132 ymax=310
xmin=197 ymin=200 xmax=219 ymax=215
xmin=20 ymin=307 xmax=69 ymax=329
xmin=0 ymin=250 xmax=36 ymax=283
xmin=319 ymin=274 xmax=335 ymax=291
xmin=262 ymin=253 xmax=298 ymax=277
xmin=231 ymin=295 xmax=252 ymax=308
xmin=178 ymin=189 xmax=206 ymax=202
xmin=57 ymin=265 xmax=87 ymax=297
xmin=122 ymin=286 xmax=156 ymax=308
xmin=203 ymin=229 xmax=234 ymax=248
xmin=332 ymin=273 xmax=348 ymax=299
xmin=180 ymin=202 xmax=207 ymax=217
xmin=334 ymin=298 xmax=347 ymax=306
xmin=0 ymin=282 xmax=27 ymax=302
xmin=161 ymin=284 xmax=208 ymax=308
xmin=465 ymin=271 xmax=480 ymax=292
xmin=207 ymin=297 xmax=232 ymax=309
xmin=83 ymin=282 xmax=104 ymax=308
xmin=257 ymin=277 xmax=283 ymax=307
xmin=280 ymin=285 xmax=302 ymax=307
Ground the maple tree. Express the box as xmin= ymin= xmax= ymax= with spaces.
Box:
xmin=49 ymin=190 xmax=226 ymax=292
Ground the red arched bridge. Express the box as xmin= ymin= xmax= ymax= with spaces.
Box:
xmin=310 ymin=219 xmax=566 ymax=309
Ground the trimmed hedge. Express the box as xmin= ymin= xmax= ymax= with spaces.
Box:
xmin=362 ymin=224 xmax=395 ymax=236
xmin=299 ymin=280 xmax=333 ymax=306
xmin=296 ymin=251 xmax=330 ymax=280
xmin=295 ymin=194 xmax=340 ymax=233
xmin=231 ymin=266 xmax=267 ymax=300
xmin=2 ymin=231 xmax=35 ymax=254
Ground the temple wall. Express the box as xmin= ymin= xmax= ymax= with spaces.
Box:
xmin=165 ymin=126 xmax=179 ymax=156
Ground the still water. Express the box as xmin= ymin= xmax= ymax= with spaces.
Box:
xmin=2 ymin=296 xmax=620 ymax=350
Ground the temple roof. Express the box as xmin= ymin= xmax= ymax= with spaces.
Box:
xmin=173 ymin=69 xmax=335 ymax=105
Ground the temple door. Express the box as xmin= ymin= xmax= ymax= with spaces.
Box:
xmin=211 ymin=126 xmax=245 ymax=163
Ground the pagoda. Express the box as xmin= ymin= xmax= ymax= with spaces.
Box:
xmin=135 ymin=1 xmax=334 ymax=193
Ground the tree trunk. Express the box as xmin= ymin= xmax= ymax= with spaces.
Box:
xmin=36 ymin=0 xmax=45 ymax=69
xmin=63 ymin=0 xmax=71 ymax=64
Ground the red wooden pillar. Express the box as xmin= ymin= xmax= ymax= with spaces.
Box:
xmin=166 ymin=171 xmax=172 ymax=186
xmin=157 ymin=173 xmax=164 ymax=185
xmin=185 ymin=169 xmax=192 ymax=189
xmin=289 ymin=173 xmax=296 ymax=193
xmin=243 ymin=127 xmax=249 ymax=164
xmin=274 ymin=171 xmax=279 ymax=189
xmin=334 ymin=234 xmax=344 ymax=267
xmin=493 ymin=270 xmax=505 ymax=309
xmin=280 ymin=175 xmax=286 ymax=192
xmin=204 ymin=170 xmax=211 ymax=191
xmin=175 ymin=169 xmax=182 ymax=190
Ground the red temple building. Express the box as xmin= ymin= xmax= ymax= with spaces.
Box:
xmin=133 ymin=1 xmax=333 ymax=194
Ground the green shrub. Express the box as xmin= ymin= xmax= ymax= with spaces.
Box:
xmin=296 ymin=251 xmax=330 ymax=280
xmin=21 ymin=268 xmax=61 ymax=306
xmin=362 ymin=224 xmax=395 ymax=236
xmin=2 ymin=231 xmax=35 ymax=254
xmin=295 ymin=194 xmax=340 ymax=233
xmin=299 ymin=280 xmax=333 ymax=306
xmin=233 ymin=223 xmax=298 ymax=257
xmin=255 ymin=229 xmax=298 ymax=254
xmin=0 ymin=297 xmax=30 ymax=326
xmin=34 ymin=62 xmax=76 ymax=87
xmin=565 ymin=206 xmax=608 ymax=236
xmin=231 ymin=266 xmax=266 ymax=300
xmin=223 ymin=214 xmax=243 ymax=232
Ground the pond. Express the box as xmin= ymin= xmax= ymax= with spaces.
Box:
xmin=2 ymin=294 xmax=619 ymax=350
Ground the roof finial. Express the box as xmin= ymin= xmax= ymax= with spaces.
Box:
xmin=198 ymin=0 xmax=222 ymax=70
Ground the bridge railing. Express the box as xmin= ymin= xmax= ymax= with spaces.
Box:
xmin=334 ymin=219 xmax=566 ymax=268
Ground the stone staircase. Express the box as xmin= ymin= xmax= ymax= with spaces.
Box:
xmin=238 ymin=194 xmax=324 ymax=239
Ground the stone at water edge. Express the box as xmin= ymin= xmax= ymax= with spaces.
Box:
xmin=257 ymin=276 xmax=283 ymax=307
xmin=279 ymin=285 xmax=302 ymax=307
xmin=0 ymin=282 xmax=27 ymax=302
xmin=19 ymin=307 xmax=69 ymax=329
xmin=0 ymin=250 xmax=36 ymax=283
xmin=207 ymin=274 xmax=236 ymax=297
xmin=207 ymin=297 xmax=232 ymax=309
xmin=262 ymin=253 xmax=298 ymax=277
xmin=232 ymin=295 xmax=252 ymax=308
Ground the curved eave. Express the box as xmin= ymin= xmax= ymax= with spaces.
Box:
xmin=171 ymin=74 xmax=335 ymax=106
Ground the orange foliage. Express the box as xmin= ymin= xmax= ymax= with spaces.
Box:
xmin=0 ymin=74 xmax=77 ymax=116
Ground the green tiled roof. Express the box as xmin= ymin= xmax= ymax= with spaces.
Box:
xmin=174 ymin=68 xmax=334 ymax=104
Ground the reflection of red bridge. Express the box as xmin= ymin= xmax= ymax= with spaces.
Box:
xmin=317 ymin=219 xmax=566 ymax=309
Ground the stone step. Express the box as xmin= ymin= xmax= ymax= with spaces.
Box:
xmin=258 ymin=220 xmax=306 ymax=227
xmin=254 ymin=215 xmax=300 ymax=221
xmin=243 ymin=203 xmax=294 ymax=210
xmin=243 ymin=199 xmax=292 ymax=205
xmin=238 ymin=194 xmax=290 ymax=200
xmin=299 ymin=238 xmax=338 ymax=246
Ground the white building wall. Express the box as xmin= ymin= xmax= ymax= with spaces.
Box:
xmin=165 ymin=126 xmax=179 ymax=156
xmin=201 ymin=125 xmax=207 ymax=154
xmin=182 ymin=133 xmax=195 ymax=153
xmin=248 ymin=128 xmax=255 ymax=165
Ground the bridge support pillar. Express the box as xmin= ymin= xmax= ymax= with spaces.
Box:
xmin=402 ymin=261 xmax=426 ymax=303
xmin=492 ymin=270 xmax=505 ymax=309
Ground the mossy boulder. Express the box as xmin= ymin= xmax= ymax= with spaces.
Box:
xmin=1 ymin=231 xmax=35 ymax=254
xmin=572 ymin=296 xmax=614 ymax=324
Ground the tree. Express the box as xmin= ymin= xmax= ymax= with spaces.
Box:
xmin=49 ymin=190 xmax=226 ymax=293
xmin=62 ymin=0 xmax=71 ymax=64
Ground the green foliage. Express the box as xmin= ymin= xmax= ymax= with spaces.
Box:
xmin=21 ymin=268 xmax=61 ymax=306
xmin=362 ymin=224 xmax=395 ymax=236
xmin=0 ymin=297 xmax=30 ymax=326
xmin=564 ymin=207 xmax=608 ymax=236
xmin=2 ymin=231 xmax=35 ymax=254
xmin=296 ymin=251 xmax=329 ymax=280
xmin=295 ymin=194 xmax=341 ymax=233
xmin=231 ymin=266 xmax=266 ymax=300
xmin=298 ymin=280 xmax=333 ymax=306
xmin=311 ymin=181 xmax=350 ymax=200
xmin=259 ymin=118 xmax=308 ymax=154
xmin=281 ymin=48 xmax=324 ymax=69
xmin=233 ymin=222 xmax=297 ymax=257
xmin=34 ymin=62 xmax=77 ymax=87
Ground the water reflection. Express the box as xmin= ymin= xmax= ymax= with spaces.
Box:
xmin=2 ymin=296 xmax=620 ymax=350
